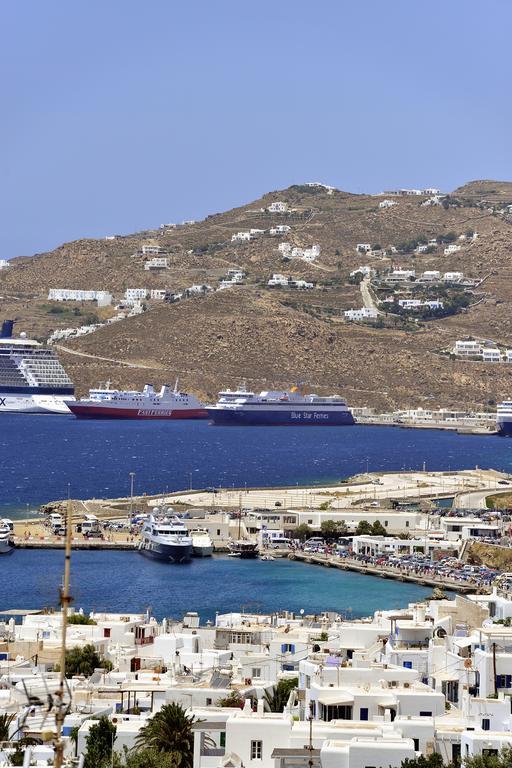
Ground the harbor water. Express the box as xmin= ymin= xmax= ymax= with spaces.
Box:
xmin=0 ymin=550 xmax=435 ymax=621
xmin=1 ymin=414 xmax=512 ymax=517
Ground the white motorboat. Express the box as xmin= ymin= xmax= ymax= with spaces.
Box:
xmin=190 ymin=529 xmax=213 ymax=557
xmin=0 ymin=521 xmax=13 ymax=554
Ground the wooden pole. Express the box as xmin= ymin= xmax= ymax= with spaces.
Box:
xmin=54 ymin=494 xmax=73 ymax=768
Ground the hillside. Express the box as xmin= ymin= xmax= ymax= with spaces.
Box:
xmin=2 ymin=180 xmax=512 ymax=409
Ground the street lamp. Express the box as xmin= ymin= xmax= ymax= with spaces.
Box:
xmin=129 ymin=472 xmax=135 ymax=519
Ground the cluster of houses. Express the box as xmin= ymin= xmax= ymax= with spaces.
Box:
xmin=452 ymin=340 xmax=512 ymax=364
xmin=232 ymin=224 xmax=292 ymax=242
xmin=382 ymin=269 xmax=466 ymax=285
xmin=0 ymin=258 xmax=10 ymax=269
xmin=268 ymin=274 xmax=314 ymax=290
xmin=278 ymin=242 xmax=321 ymax=263
xmin=5 ymin=577 xmax=512 ymax=767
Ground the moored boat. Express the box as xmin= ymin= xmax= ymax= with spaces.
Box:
xmin=68 ymin=381 xmax=207 ymax=420
xmin=190 ymin=529 xmax=213 ymax=557
xmin=0 ymin=320 xmax=75 ymax=414
xmin=497 ymin=401 xmax=512 ymax=435
xmin=0 ymin=521 xmax=13 ymax=555
xmin=207 ymin=384 xmax=354 ymax=426
xmin=228 ymin=540 xmax=259 ymax=558
xmin=138 ymin=512 xmax=193 ymax=562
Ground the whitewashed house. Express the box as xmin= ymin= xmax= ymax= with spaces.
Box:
xmin=144 ymin=257 xmax=169 ymax=270
xmin=150 ymin=289 xmax=167 ymax=300
xmin=125 ymin=288 xmax=147 ymax=302
xmin=232 ymin=232 xmax=252 ymax=242
xmin=453 ymin=340 xmax=482 ymax=357
xmin=268 ymin=274 xmax=290 ymax=287
xmin=356 ymin=243 xmax=372 ymax=253
xmin=443 ymin=272 xmax=463 ymax=282
xmin=344 ymin=307 xmax=378 ymax=321
xmin=0 ymin=259 xmax=10 ymax=269
xmin=268 ymin=201 xmax=289 ymax=213
xmin=481 ymin=348 xmax=501 ymax=363
xmin=350 ymin=266 xmax=375 ymax=279
xmin=379 ymin=199 xmax=397 ymax=209
xmin=421 ymin=271 xmax=441 ymax=281
xmin=141 ymin=245 xmax=162 ymax=256
xmin=444 ymin=245 xmax=461 ymax=255
xmin=48 ymin=289 xmax=112 ymax=306
xmin=269 ymin=225 xmax=291 ymax=236
xmin=386 ymin=269 xmax=416 ymax=283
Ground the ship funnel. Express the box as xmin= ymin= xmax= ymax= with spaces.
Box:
xmin=0 ymin=320 xmax=14 ymax=338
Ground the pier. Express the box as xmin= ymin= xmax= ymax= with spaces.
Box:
xmin=289 ymin=551 xmax=481 ymax=594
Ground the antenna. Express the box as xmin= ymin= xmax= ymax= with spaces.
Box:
xmin=54 ymin=487 xmax=74 ymax=768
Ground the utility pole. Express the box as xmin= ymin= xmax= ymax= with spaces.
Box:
xmin=54 ymin=492 xmax=73 ymax=768
xmin=129 ymin=472 xmax=135 ymax=520
xmin=492 ymin=642 xmax=498 ymax=696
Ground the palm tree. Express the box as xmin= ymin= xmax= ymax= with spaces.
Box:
xmin=263 ymin=678 xmax=298 ymax=713
xmin=0 ymin=712 xmax=16 ymax=742
xmin=134 ymin=703 xmax=195 ymax=767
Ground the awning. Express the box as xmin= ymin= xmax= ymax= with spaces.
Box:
xmin=377 ymin=698 xmax=397 ymax=708
xmin=435 ymin=672 xmax=459 ymax=682
xmin=453 ymin=636 xmax=473 ymax=648
xmin=318 ymin=691 xmax=354 ymax=705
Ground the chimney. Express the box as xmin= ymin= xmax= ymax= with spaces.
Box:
xmin=243 ymin=698 xmax=252 ymax=713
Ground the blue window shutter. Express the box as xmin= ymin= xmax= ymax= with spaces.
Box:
xmin=290 ymin=644 xmax=295 ymax=654
xmin=281 ymin=643 xmax=287 ymax=654
xmin=507 ymin=675 xmax=512 ymax=688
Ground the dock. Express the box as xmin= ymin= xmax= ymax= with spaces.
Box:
xmin=289 ymin=552 xmax=482 ymax=594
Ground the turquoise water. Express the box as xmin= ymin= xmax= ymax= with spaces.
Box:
xmin=0 ymin=550 xmax=434 ymax=620
xmin=1 ymin=415 xmax=512 ymax=517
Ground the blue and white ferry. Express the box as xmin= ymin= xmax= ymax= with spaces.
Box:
xmin=0 ymin=320 xmax=75 ymax=414
xmin=497 ymin=401 xmax=512 ymax=435
xmin=207 ymin=384 xmax=355 ymax=426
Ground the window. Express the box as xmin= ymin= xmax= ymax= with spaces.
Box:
xmin=251 ymin=740 xmax=262 ymax=760
xmin=252 ymin=668 xmax=261 ymax=679
xmin=206 ymin=698 xmax=212 ymax=706
xmin=360 ymin=707 xmax=368 ymax=721
xmin=104 ymin=628 xmax=111 ymax=638
xmin=321 ymin=704 xmax=352 ymax=721
xmin=220 ymin=732 xmax=226 ymax=748
xmin=281 ymin=643 xmax=296 ymax=654
xmin=403 ymin=661 xmax=413 ymax=669
xmin=496 ymin=674 xmax=512 ymax=689
xmin=405 ymin=521 xmax=409 ymax=528
xmin=419 ymin=711 xmax=432 ymax=717
xmin=413 ymin=739 xmax=420 ymax=751
xmin=482 ymin=718 xmax=490 ymax=731
xmin=217 ymin=529 xmax=221 ymax=536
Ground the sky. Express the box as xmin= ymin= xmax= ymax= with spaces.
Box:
xmin=1 ymin=0 xmax=511 ymax=258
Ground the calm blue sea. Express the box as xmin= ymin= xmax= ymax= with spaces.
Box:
xmin=1 ymin=415 xmax=512 ymax=516
xmin=0 ymin=550 xmax=434 ymax=621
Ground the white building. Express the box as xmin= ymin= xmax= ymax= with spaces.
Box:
xmin=386 ymin=269 xmax=416 ymax=282
xmin=421 ymin=271 xmax=441 ymax=281
xmin=443 ymin=272 xmax=464 ymax=283
xmin=144 ymin=257 xmax=169 ymax=270
xmin=268 ymin=273 xmax=290 ymax=287
xmin=398 ymin=299 xmax=423 ymax=310
xmin=278 ymin=243 xmax=292 ymax=255
xmin=356 ymin=244 xmax=372 ymax=253
xmin=0 ymin=259 xmax=10 ymax=269
xmin=482 ymin=348 xmax=501 ymax=363
xmin=269 ymin=225 xmax=291 ymax=236
xmin=141 ymin=245 xmax=162 ymax=256
xmin=47 ymin=289 xmax=112 ymax=306
xmin=350 ymin=266 xmax=375 ymax=279
xmin=150 ymin=289 xmax=167 ymax=300
xmin=504 ymin=350 xmax=512 ymax=363
xmin=125 ymin=288 xmax=148 ymax=301
xmin=232 ymin=232 xmax=253 ymax=242
xmin=344 ymin=307 xmax=378 ymax=321
xmin=444 ymin=245 xmax=461 ymax=255
xmin=453 ymin=340 xmax=482 ymax=357
xmin=379 ymin=199 xmax=397 ymax=209
xmin=267 ymin=201 xmax=289 ymax=213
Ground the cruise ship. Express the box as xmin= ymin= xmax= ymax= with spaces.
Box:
xmin=0 ymin=320 xmax=75 ymax=414
xmin=138 ymin=512 xmax=193 ymax=562
xmin=206 ymin=384 xmax=355 ymax=426
xmin=497 ymin=401 xmax=512 ymax=435
xmin=68 ymin=382 xmax=207 ymax=419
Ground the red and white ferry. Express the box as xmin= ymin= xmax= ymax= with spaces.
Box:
xmin=68 ymin=382 xmax=207 ymax=420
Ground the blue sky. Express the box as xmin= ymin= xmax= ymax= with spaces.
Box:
xmin=1 ymin=0 xmax=510 ymax=257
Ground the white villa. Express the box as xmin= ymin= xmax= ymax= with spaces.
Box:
xmin=144 ymin=257 xmax=169 ymax=270
xmin=344 ymin=307 xmax=378 ymax=321
xmin=47 ymin=289 xmax=112 ymax=306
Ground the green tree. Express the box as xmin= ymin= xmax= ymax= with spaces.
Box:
xmin=320 ymin=520 xmax=339 ymax=537
xmin=134 ymin=703 xmax=195 ymax=767
xmin=216 ymin=691 xmax=244 ymax=708
xmin=0 ymin=712 xmax=15 ymax=741
xmin=68 ymin=614 xmax=97 ymax=625
xmin=63 ymin=644 xmax=112 ymax=677
xmin=355 ymin=520 xmax=373 ymax=536
xmin=83 ymin=716 xmax=116 ymax=768
xmin=464 ymin=745 xmax=512 ymax=768
xmin=371 ymin=521 xmax=387 ymax=536
xmin=123 ymin=748 xmax=180 ymax=768
xmin=401 ymin=755 xmax=443 ymax=768
xmin=294 ymin=523 xmax=312 ymax=541
xmin=263 ymin=678 xmax=298 ymax=712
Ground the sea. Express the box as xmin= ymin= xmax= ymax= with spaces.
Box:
xmin=0 ymin=414 xmax=509 ymax=618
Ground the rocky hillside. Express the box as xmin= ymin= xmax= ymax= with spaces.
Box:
xmin=2 ymin=180 xmax=512 ymax=409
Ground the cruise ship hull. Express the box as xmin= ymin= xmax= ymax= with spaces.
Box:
xmin=497 ymin=419 xmax=512 ymax=436
xmin=0 ymin=393 xmax=74 ymax=414
xmin=69 ymin=404 xmax=207 ymax=420
xmin=207 ymin=408 xmax=355 ymax=426
xmin=138 ymin=539 xmax=193 ymax=562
